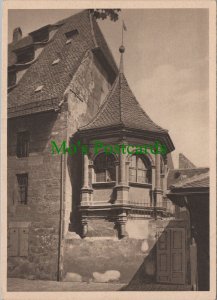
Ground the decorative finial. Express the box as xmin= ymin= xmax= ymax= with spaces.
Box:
xmin=119 ymin=21 xmax=127 ymax=73
xmin=119 ymin=45 xmax=125 ymax=53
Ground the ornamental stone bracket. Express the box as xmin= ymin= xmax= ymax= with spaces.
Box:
xmin=115 ymin=210 xmax=128 ymax=239
xmin=81 ymin=216 xmax=88 ymax=238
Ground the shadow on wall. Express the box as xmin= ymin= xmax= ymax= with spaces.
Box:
xmin=67 ymin=136 xmax=83 ymax=235
xmin=120 ymin=219 xmax=191 ymax=291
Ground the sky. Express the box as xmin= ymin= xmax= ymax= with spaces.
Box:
xmin=8 ymin=9 xmax=209 ymax=168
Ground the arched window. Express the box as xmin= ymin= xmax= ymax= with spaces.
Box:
xmin=94 ymin=153 xmax=116 ymax=182
xmin=129 ymin=155 xmax=151 ymax=184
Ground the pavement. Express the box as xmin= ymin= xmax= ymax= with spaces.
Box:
xmin=7 ymin=278 xmax=192 ymax=291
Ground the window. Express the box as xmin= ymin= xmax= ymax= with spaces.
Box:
xmin=17 ymin=131 xmax=29 ymax=157
xmin=16 ymin=46 xmax=35 ymax=64
xmin=129 ymin=155 xmax=151 ymax=184
xmin=65 ymin=29 xmax=79 ymax=44
xmin=65 ymin=29 xmax=79 ymax=39
xmin=94 ymin=153 xmax=116 ymax=182
xmin=34 ymin=85 xmax=43 ymax=92
xmin=52 ymin=58 xmax=60 ymax=65
xmin=17 ymin=174 xmax=28 ymax=204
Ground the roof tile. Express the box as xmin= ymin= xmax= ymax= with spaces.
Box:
xmin=80 ymin=72 xmax=167 ymax=134
xmin=8 ymin=10 xmax=118 ymax=118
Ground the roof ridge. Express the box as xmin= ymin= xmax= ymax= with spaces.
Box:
xmin=171 ymin=167 xmax=209 ymax=171
xmin=121 ymin=73 xmax=167 ymax=132
xmin=53 ymin=10 xmax=87 ymax=26
xmin=119 ymin=74 xmax=123 ymax=125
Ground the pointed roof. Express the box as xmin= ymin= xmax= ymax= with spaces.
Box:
xmin=80 ymin=70 xmax=167 ymax=134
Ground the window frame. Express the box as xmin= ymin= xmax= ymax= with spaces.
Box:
xmin=16 ymin=131 xmax=30 ymax=158
xmin=16 ymin=173 xmax=28 ymax=205
xmin=129 ymin=155 xmax=152 ymax=184
xmin=93 ymin=153 xmax=116 ymax=183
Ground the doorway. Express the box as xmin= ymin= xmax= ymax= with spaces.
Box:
xmin=157 ymin=228 xmax=186 ymax=284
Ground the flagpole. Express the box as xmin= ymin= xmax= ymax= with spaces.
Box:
xmin=122 ymin=20 xmax=124 ymax=45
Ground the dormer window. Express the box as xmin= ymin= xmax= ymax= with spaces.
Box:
xmin=29 ymin=25 xmax=50 ymax=43
xmin=8 ymin=70 xmax=16 ymax=88
xmin=65 ymin=29 xmax=79 ymax=44
xmin=16 ymin=46 xmax=34 ymax=64
xmin=34 ymin=85 xmax=43 ymax=93
xmin=52 ymin=58 xmax=60 ymax=65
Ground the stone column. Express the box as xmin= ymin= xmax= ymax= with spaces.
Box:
xmin=81 ymin=154 xmax=92 ymax=206
xmin=115 ymin=145 xmax=129 ymax=205
xmin=151 ymin=165 xmax=156 ymax=207
xmin=119 ymin=150 xmax=126 ymax=185
xmin=154 ymin=154 xmax=163 ymax=208
xmin=115 ymin=161 xmax=119 ymax=185
xmin=80 ymin=153 xmax=93 ymax=237
xmin=83 ymin=154 xmax=89 ymax=189
xmin=126 ymin=160 xmax=130 ymax=185
xmin=114 ymin=141 xmax=130 ymax=238
xmin=155 ymin=154 xmax=161 ymax=190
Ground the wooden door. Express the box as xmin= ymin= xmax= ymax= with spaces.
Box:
xmin=157 ymin=228 xmax=186 ymax=284
xmin=170 ymin=228 xmax=185 ymax=284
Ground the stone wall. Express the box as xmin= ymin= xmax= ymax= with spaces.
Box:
xmin=7 ymin=111 xmax=67 ymax=280
xmin=63 ymin=50 xmax=112 ymax=236
xmin=62 ymin=218 xmax=190 ymax=285
xmin=7 ymin=49 xmax=113 ymax=280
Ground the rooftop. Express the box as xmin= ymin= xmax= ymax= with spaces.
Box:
xmin=170 ymin=171 xmax=209 ymax=189
xmin=8 ymin=10 xmax=118 ymax=118
xmin=167 ymin=167 xmax=209 ymax=189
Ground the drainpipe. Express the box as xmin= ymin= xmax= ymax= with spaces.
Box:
xmin=183 ymin=196 xmax=198 ymax=291
xmin=57 ymin=153 xmax=64 ymax=281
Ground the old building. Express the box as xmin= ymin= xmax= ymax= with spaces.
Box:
xmin=7 ymin=9 xmax=209 ymax=290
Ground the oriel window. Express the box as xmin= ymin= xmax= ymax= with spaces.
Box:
xmin=129 ymin=155 xmax=152 ymax=184
xmin=16 ymin=131 xmax=30 ymax=158
xmin=94 ymin=153 xmax=116 ymax=183
xmin=16 ymin=174 xmax=28 ymax=205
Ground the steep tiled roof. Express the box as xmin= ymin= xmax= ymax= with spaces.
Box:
xmin=79 ymin=72 xmax=167 ymax=134
xmin=170 ymin=171 xmax=209 ymax=189
xmin=8 ymin=10 xmax=118 ymax=118
xmin=167 ymin=167 xmax=209 ymax=188
xmin=179 ymin=153 xmax=196 ymax=169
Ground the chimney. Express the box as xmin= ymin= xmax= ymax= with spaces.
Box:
xmin=13 ymin=27 xmax=22 ymax=43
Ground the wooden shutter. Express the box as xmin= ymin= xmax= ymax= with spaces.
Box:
xmin=8 ymin=228 xmax=19 ymax=256
xmin=170 ymin=228 xmax=185 ymax=284
xmin=19 ymin=228 xmax=29 ymax=256
xmin=156 ymin=229 xmax=171 ymax=283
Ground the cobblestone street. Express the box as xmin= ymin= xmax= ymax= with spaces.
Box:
xmin=7 ymin=278 xmax=191 ymax=291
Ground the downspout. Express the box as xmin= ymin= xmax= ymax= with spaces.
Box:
xmin=57 ymin=153 xmax=65 ymax=281
xmin=184 ymin=196 xmax=198 ymax=291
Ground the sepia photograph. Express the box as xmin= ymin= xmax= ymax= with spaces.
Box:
xmin=1 ymin=1 xmax=216 ymax=299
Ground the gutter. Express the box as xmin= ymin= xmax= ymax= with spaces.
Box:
xmin=57 ymin=153 xmax=65 ymax=281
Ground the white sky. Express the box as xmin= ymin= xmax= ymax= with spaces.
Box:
xmin=8 ymin=9 xmax=209 ymax=168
